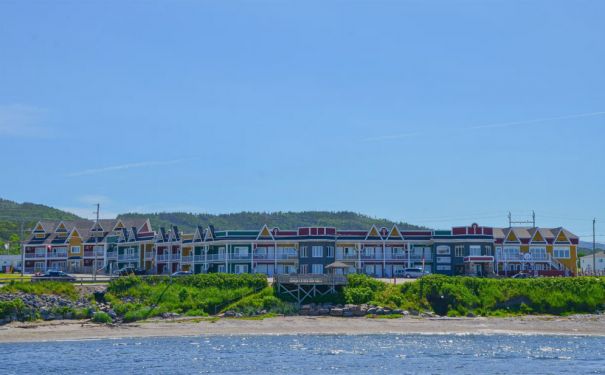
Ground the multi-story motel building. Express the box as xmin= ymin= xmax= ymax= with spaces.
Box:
xmin=23 ymin=220 xmax=579 ymax=277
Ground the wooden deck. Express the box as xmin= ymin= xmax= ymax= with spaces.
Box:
xmin=275 ymin=274 xmax=347 ymax=304
xmin=275 ymin=274 xmax=348 ymax=286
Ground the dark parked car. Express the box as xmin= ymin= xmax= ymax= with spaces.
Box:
xmin=395 ymin=268 xmax=431 ymax=278
xmin=171 ymin=271 xmax=193 ymax=277
xmin=113 ymin=267 xmax=147 ymax=276
xmin=31 ymin=270 xmax=76 ymax=282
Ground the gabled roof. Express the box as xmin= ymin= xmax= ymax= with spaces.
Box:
xmin=387 ymin=225 xmax=403 ymax=240
xmin=365 ymin=225 xmax=382 ymax=241
xmin=256 ymin=224 xmax=274 ymax=241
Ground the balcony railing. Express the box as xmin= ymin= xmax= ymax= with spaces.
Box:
xmin=144 ymin=252 xmax=154 ymax=260
xmin=496 ymin=253 xmax=551 ymax=262
xmin=25 ymin=253 xmax=47 ymax=259
xmin=118 ymin=254 xmax=138 ymax=261
xmin=182 ymin=255 xmax=193 ymax=262
xmin=157 ymin=254 xmax=170 ymax=261
xmin=206 ymin=254 xmax=226 ymax=261
xmin=47 ymin=253 xmax=68 ymax=259
xmin=84 ymin=250 xmax=105 ymax=257
xmin=106 ymin=251 xmax=117 ymax=259
xmin=171 ymin=254 xmax=180 ymax=261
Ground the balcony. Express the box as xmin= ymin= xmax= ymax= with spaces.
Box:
xmin=157 ymin=254 xmax=170 ymax=261
xmin=118 ymin=254 xmax=138 ymax=261
xmin=144 ymin=252 xmax=154 ymax=260
xmin=47 ymin=252 xmax=68 ymax=259
xmin=231 ymin=253 xmax=251 ymax=260
xmin=206 ymin=254 xmax=226 ymax=261
xmin=84 ymin=250 xmax=105 ymax=258
xmin=182 ymin=255 xmax=193 ymax=262
xmin=171 ymin=254 xmax=180 ymax=261
xmin=25 ymin=253 xmax=46 ymax=259
xmin=496 ymin=253 xmax=551 ymax=262
xmin=106 ymin=251 xmax=117 ymax=259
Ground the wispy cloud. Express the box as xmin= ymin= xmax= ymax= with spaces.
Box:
xmin=0 ymin=104 xmax=50 ymax=137
xmin=66 ymin=158 xmax=195 ymax=177
xmin=363 ymin=111 xmax=605 ymax=142
xmin=78 ymin=194 xmax=112 ymax=205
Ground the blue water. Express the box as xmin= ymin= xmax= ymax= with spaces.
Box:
xmin=2 ymin=334 xmax=605 ymax=374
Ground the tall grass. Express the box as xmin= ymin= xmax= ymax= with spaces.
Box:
xmin=349 ymin=274 xmax=605 ymax=316
xmin=105 ymin=274 xmax=269 ymax=322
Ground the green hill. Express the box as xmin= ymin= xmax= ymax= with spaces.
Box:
xmin=0 ymin=198 xmax=82 ymax=254
xmin=118 ymin=211 xmax=425 ymax=233
xmin=0 ymin=197 xmax=426 ymax=255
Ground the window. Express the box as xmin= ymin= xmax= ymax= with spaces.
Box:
xmin=484 ymin=246 xmax=492 ymax=256
xmin=311 ymin=264 xmax=323 ymax=274
xmin=326 ymin=246 xmax=334 ymax=257
xmin=455 ymin=245 xmax=464 ymax=257
xmin=436 ymin=265 xmax=451 ymax=271
xmin=300 ymin=246 xmax=308 ymax=258
xmin=71 ymin=246 xmax=81 ymax=254
xmin=233 ymin=246 xmax=249 ymax=258
xmin=312 ymin=246 xmax=323 ymax=258
xmin=436 ymin=246 xmax=450 ymax=255
xmin=553 ymin=247 xmax=570 ymax=259
xmin=503 ymin=247 xmax=520 ymax=258
xmin=299 ymin=264 xmax=308 ymax=274
xmin=469 ymin=245 xmax=481 ymax=256
xmin=530 ymin=247 xmax=547 ymax=260
xmin=234 ymin=264 xmax=248 ymax=274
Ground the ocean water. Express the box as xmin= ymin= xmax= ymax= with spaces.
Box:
xmin=2 ymin=334 xmax=605 ymax=374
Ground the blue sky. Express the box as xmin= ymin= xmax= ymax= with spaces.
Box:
xmin=0 ymin=1 xmax=603 ymax=239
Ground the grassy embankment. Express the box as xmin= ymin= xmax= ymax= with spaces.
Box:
xmin=343 ymin=274 xmax=605 ymax=317
xmin=105 ymin=274 xmax=295 ymax=322
xmin=3 ymin=274 xmax=605 ymax=323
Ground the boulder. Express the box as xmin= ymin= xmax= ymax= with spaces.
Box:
xmin=330 ymin=308 xmax=344 ymax=317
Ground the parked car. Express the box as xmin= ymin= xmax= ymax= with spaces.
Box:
xmin=512 ymin=272 xmax=532 ymax=279
xmin=171 ymin=271 xmax=193 ymax=277
xmin=31 ymin=270 xmax=76 ymax=282
xmin=113 ymin=267 xmax=147 ymax=276
xmin=396 ymin=268 xmax=431 ymax=278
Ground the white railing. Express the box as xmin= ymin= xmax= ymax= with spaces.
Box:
xmin=207 ymin=254 xmax=226 ymax=261
xmin=48 ymin=253 xmax=68 ymax=259
xmin=118 ymin=254 xmax=138 ymax=261
xmin=171 ymin=254 xmax=180 ymax=261
xmin=157 ymin=254 xmax=170 ymax=261
xmin=106 ymin=251 xmax=117 ymax=259
xmin=144 ymin=252 xmax=154 ymax=260
xmin=182 ymin=255 xmax=193 ymax=262
xmin=25 ymin=253 xmax=47 ymax=259
xmin=194 ymin=255 xmax=204 ymax=262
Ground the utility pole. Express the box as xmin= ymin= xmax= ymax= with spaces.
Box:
xmin=593 ymin=218 xmax=596 ymax=275
xmin=20 ymin=220 xmax=24 ymax=277
xmin=93 ymin=204 xmax=100 ymax=281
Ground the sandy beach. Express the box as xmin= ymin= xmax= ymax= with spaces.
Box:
xmin=1 ymin=315 xmax=605 ymax=343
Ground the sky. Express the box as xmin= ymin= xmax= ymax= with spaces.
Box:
xmin=0 ymin=1 xmax=604 ymax=240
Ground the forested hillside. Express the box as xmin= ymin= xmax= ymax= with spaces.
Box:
xmin=0 ymin=198 xmax=81 ymax=254
xmin=118 ymin=211 xmax=425 ymax=232
xmin=0 ymin=197 xmax=425 ymax=254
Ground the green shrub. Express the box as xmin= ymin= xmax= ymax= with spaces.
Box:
xmin=92 ymin=311 xmax=112 ymax=324
xmin=344 ymin=286 xmax=374 ymax=304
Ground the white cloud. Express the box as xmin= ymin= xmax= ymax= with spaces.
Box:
xmin=66 ymin=158 xmax=195 ymax=177
xmin=0 ymin=104 xmax=50 ymax=137
xmin=77 ymin=194 xmax=112 ymax=205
